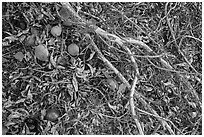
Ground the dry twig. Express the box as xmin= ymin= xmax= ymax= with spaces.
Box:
xmin=130 ymin=76 xmax=144 ymax=135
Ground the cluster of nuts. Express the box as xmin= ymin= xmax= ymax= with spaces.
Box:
xmin=30 ymin=23 xmax=81 ymax=63
xmin=50 ymin=25 xmax=80 ymax=56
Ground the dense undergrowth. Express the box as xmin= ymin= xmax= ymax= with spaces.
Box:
xmin=2 ymin=2 xmax=202 ymax=135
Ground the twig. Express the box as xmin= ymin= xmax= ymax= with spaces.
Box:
xmin=98 ymin=34 xmax=165 ymax=58
xmin=148 ymin=58 xmax=201 ymax=76
xmin=130 ymin=76 xmax=144 ymax=135
xmin=91 ymin=110 xmax=128 ymax=119
xmin=117 ymin=31 xmax=144 ymax=134
xmin=86 ymin=34 xmax=130 ymax=87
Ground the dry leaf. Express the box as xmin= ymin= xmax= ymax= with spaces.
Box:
xmin=87 ymin=63 xmax=96 ymax=76
xmin=86 ymin=51 xmax=96 ymax=61
xmin=50 ymin=49 xmax=56 ymax=67
xmin=72 ymin=74 xmax=78 ymax=92
xmin=14 ymin=52 xmax=24 ymax=61
xmin=108 ymin=103 xmax=117 ymax=110
xmin=35 ymin=44 xmax=49 ymax=61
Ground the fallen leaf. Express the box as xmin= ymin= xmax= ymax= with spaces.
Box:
xmin=14 ymin=52 xmax=24 ymax=61
xmin=86 ymin=51 xmax=96 ymax=61
xmin=87 ymin=63 xmax=96 ymax=76
xmin=50 ymin=49 xmax=56 ymax=67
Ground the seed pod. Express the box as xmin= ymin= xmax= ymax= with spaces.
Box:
xmin=51 ymin=25 xmax=62 ymax=37
xmin=68 ymin=43 xmax=79 ymax=56
xmin=35 ymin=44 xmax=49 ymax=61
xmin=45 ymin=108 xmax=60 ymax=122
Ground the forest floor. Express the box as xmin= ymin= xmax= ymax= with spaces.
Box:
xmin=2 ymin=2 xmax=202 ymax=135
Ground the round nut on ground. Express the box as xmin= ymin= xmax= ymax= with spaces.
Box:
xmin=35 ymin=44 xmax=49 ymax=61
xmin=45 ymin=108 xmax=60 ymax=122
xmin=51 ymin=25 xmax=62 ymax=37
xmin=68 ymin=43 xmax=79 ymax=56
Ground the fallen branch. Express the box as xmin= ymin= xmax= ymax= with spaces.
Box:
xmin=86 ymin=34 xmax=174 ymax=135
xmin=105 ymin=2 xmax=201 ymax=106
xmin=86 ymin=34 xmax=130 ymax=88
xmin=61 ymin=2 xmax=176 ymax=134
